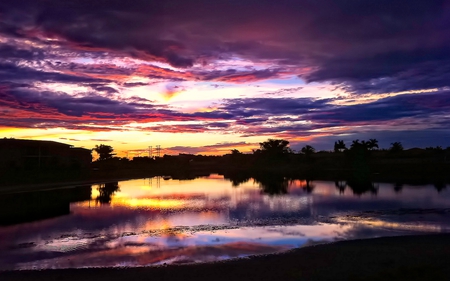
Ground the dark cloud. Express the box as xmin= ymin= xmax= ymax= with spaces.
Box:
xmin=0 ymin=44 xmax=44 ymax=60
xmin=146 ymin=122 xmax=232 ymax=134
xmin=0 ymin=0 xmax=450 ymax=146
xmin=90 ymin=85 xmax=119 ymax=94
xmin=1 ymin=87 xmax=135 ymax=117
xmin=219 ymin=91 xmax=450 ymax=128
xmin=196 ymin=69 xmax=282 ymax=83
xmin=308 ymin=90 xmax=450 ymax=124
xmin=221 ymin=97 xmax=329 ymax=117
xmin=264 ymin=87 xmax=304 ymax=96
xmin=59 ymin=137 xmax=80 ymax=141
xmin=0 ymin=0 xmax=446 ymax=90
xmin=123 ymin=82 xmax=150 ymax=87
xmin=0 ymin=62 xmax=107 ymax=84
xmin=203 ymin=141 xmax=249 ymax=148
xmin=90 ymin=139 xmax=113 ymax=142
xmin=306 ymin=47 xmax=450 ymax=94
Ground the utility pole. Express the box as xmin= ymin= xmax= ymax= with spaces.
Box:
xmin=148 ymin=146 xmax=152 ymax=158
xmin=156 ymin=145 xmax=161 ymax=157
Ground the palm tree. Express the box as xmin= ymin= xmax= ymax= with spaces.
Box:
xmin=350 ymin=139 xmax=361 ymax=150
xmin=301 ymin=145 xmax=315 ymax=155
xmin=389 ymin=142 xmax=404 ymax=153
xmin=334 ymin=140 xmax=347 ymax=152
xmin=367 ymin=139 xmax=379 ymax=150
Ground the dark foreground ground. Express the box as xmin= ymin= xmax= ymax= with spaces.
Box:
xmin=2 ymin=234 xmax=450 ymax=281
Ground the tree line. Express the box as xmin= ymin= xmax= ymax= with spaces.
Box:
xmin=92 ymin=138 xmax=450 ymax=161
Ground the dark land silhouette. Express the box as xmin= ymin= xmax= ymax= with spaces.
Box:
xmin=1 ymin=138 xmax=449 ymax=188
xmin=0 ymin=185 xmax=91 ymax=225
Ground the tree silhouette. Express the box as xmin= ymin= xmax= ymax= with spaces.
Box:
xmin=256 ymin=139 xmax=292 ymax=162
xmin=259 ymin=139 xmax=292 ymax=154
xmin=302 ymin=179 xmax=315 ymax=193
xmin=253 ymin=174 xmax=289 ymax=195
xmin=231 ymin=149 xmax=242 ymax=155
xmin=350 ymin=139 xmax=378 ymax=151
xmin=335 ymin=180 xmax=347 ymax=194
xmin=393 ymin=183 xmax=403 ymax=193
xmin=300 ymin=145 xmax=315 ymax=155
xmin=350 ymin=139 xmax=362 ymax=150
xmin=334 ymin=140 xmax=347 ymax=152
xmin=367 ymin=139 xmax=379 ymax=150
xmin=347 ymin=178 xmax=378 ymax=195
xmin=93 ymin=144 xmax=115 ymax=160
xmin=389 ymin=142 xmax=404 ymax=153
xmin=224 ymin=172 xmax=251 ymax=187
xmin=96 ymin=182 xmax=120 ymax=204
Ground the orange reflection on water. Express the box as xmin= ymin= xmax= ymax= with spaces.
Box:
xmin=336 ymin=217 xmax=443 ymax=232
xmin=111 ymin=198 xmax=186 ymax=209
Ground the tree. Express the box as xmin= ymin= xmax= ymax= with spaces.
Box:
xmin=350 ymin=139 xmax=362 ymax=150
xmin=231 ymin=149 xmax=242 ymax=155
xmin=230 ymin=149 xmax=244 ymax=164
xmin=256 ymin=139 xmax=292 ymax=163
xmin=259 ymin=139 xmax=292 ymax=154
xmin=334 ymin=140 xmax=347 ymax=152
xmin=367 ymin=139 xmax=379 ymax=150
xmin=350 ymin=139 xmax=375 ymax=151
xmin=93 ymin=144 xmax=115 ymax=160
xmin=300 ymin=145 xmax=315 ymax=155
xmin=389 ymin=142 xmax=404 ymax=153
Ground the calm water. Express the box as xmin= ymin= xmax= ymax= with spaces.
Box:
xmin=0 ymin=174 xmax=449 ymax=270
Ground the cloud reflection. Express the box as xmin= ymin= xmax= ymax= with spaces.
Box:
xmin=1 ymin=175 xmax=450 ymax=270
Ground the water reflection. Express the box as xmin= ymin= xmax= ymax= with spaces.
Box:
xmin=394 ymin=183 xmax=403 ymax=193
xmin=434 ymin=182 xmax=447 ymax=192
xmin=226 ymin=173 xmax=379 ymax=196
xmin=343 ymin=178 xmax=379 ymax=195
xmin=253 ymin=174 xmax=289 ymax=195
xmin=0 ymin=186 xmax=91 ymax=226
xmin=96 ymin=182 xmax=120 ymax=205
xmin=1 ymin=175 xmax=450 ymax=270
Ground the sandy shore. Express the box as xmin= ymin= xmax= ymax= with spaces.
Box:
xmin=2 ymin=234 xmax=450 ymax=281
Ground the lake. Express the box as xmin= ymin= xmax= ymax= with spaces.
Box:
xmin=0 ymin=174 xmax=449 ymax=270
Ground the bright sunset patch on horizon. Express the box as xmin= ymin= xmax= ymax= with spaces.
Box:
xmin=1 ymin=0 xmax=450 ymax=157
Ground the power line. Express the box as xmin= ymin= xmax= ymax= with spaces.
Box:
xmin=156 ymin=145 xmax=161 ymax=157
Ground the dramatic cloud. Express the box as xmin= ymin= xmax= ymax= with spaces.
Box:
xmin=1 ymin=0 xmax=448 ymax=87
xmin=0 ymin=83 xmax=232 ymax=130
xmin=1 ymin=0 xmax=450 ymax=151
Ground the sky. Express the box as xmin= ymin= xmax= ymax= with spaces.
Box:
xmin=1 ymin=0 xmax=450 ymax=157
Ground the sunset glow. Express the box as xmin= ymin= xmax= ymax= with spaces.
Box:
xmin=1 ymin=1 xmax=450 ymax=154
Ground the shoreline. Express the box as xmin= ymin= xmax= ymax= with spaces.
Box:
xmin=2 ymin=234 xmax=450 ymax=281
xmin=1 ymin=169 xmax=448 ymax=195
xmin=0 ymin=176 xmax=151 ymax=194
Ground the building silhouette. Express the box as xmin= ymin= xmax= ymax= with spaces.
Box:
xmin=0 ymin=139 xmax=91 ymax=170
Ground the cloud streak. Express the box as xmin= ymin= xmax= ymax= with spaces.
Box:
xmin=1 ymin=0 xmax=450 ymax=150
